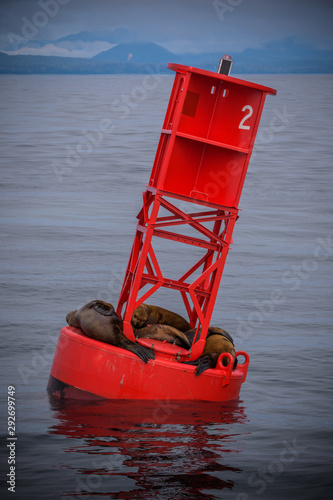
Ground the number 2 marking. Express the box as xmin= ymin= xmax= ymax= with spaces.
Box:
xmin=238 ymin=105 xmax=253 ymax=130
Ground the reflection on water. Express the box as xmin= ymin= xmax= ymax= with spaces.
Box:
xmin=48 ymin=397 xmax=247 ymax=499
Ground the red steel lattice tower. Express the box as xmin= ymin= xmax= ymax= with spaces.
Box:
xmin=117 ymin=63 xmax=276 ymax=360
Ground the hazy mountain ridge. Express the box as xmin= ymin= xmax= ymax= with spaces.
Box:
xmin=93 ymin=41 xmax=182 ymax=63
xmin=0 ymin=50 xmax=169 ymax=75
xmin=1 ymin=36 xmax=332 ymax=74
xmin=3 ymin=28 xmax=137 ymax=50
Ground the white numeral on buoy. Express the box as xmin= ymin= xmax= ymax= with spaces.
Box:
xmin=238 ymin=105 xmax=253 ymax=130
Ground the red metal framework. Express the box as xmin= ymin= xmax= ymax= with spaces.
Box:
xmin=117 ymin=63 xmax=276 ymax=360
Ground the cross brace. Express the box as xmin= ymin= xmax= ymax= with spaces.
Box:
xmin=117 ymin=191 xmax=238 ymax=359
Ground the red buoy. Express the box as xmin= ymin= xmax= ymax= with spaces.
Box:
xmin=48 ymin=62 xmax=276 ymax=401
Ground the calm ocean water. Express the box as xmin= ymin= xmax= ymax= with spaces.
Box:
xmin=0 ymin=72 xmax=332 ymax=499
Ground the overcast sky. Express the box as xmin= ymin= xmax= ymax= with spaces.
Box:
xmin=0 ymin=0 xmax=332 ymax=57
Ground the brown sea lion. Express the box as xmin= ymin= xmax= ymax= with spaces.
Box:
xmin=131 ymin=303 xmax=191 ymax=332
xmin=135 ymin=324 xmax=191 ymax=349
xmin=184 ymin=327 xmax=237 ymax=375
xmin=66 ymin=300 xmax=155 ymax=363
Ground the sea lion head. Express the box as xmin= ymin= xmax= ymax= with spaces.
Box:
xmin=131 ymin=303 xmax=149 ymax=329
xmin=87 ymin=300 xmax=115 ymax=316
xmin=83 ymin=300 xmax=123 ymax=330
xmin=66 ymin=309 xmax=78 ymax=327
xmin=66 ymin=301 xmax=120 ymax=329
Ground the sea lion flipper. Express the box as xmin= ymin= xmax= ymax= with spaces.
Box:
xmin=124 ymin=342 xmax=155 ymax=363
xmin=90 ymin=300 xmax=115 ymax=316
xmin=183 ymin=359 xmax=199 ymax=366
xmin=194 ymin=355 xmax=214 ymax=376
xmin=183 ymin=356 xmax=213 ymax=375
xmin=175 ymin=331 xmax=191 ymax=349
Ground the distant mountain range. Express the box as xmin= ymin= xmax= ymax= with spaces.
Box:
xmin=1 ymin=36 xmax=332 ymax=74
xmin=56 ymin=28 xmax=134 ymax=46
xmin=4 ymin=28 xmax=137 ymax=51
xmin=93 ymin=41 xmax=182 ymax=64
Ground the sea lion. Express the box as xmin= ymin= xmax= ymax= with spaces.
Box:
xmin=131 ymin=303 xmax=191 ymax=332
xmin=66 ymin=300 xmax=155 ymax=363
xmin=135 ymin=324 xmax=191 ymax=349
xmin=184 ymin=327 xmax=237 ymax=375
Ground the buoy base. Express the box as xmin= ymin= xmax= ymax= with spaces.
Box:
xmin=47 ymin=326 xmax=249 ymax=401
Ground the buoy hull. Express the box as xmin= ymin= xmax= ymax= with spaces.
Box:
xmin=47 ymin=326 xmax=249 ymax=401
